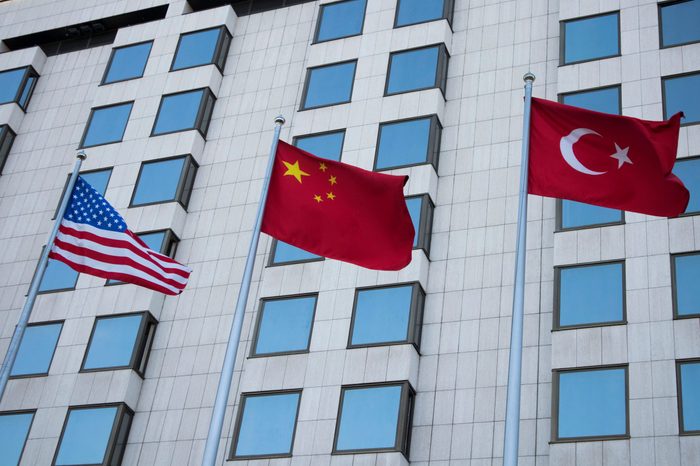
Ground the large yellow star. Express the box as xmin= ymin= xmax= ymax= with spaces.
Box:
xmin=282 ymin=160 xmax=310 ymax=183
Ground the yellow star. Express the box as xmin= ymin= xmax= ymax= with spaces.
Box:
xmin=314 ymin=194 xmax=323 ymax=203
xmin=326 ymin=192 xmax=336 ymax=200
xmin=282 ymin=160 xmax=310 ymax=183
xmin=329 ymin=175 xmax=337 ymax=186
xmin=319 ymin=162 xmax=328 ymax=172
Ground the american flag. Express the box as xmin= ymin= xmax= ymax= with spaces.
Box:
xmin=48 ymin=176 xmax=191 ymax=295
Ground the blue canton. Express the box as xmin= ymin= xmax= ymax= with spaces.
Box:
xmin=64 ymin=177 xmax=127 ymax=232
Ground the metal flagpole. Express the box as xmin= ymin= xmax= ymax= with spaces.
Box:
xmin=503 ymin=72 xmax=535 ymax=466
xmin=0 ymin=151 xmax=87 ymax=403
xmin=201 ymin=115 xmax=286 ymax=466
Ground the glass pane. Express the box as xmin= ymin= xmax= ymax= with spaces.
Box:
xmin=255 ymin=296 xmax=316 ymax=355
xmin=132 ymin=157 xmax=186 ymax=205
xmin=405 ymin=197 xmax=422 ymax=247
xmin=673 ymin=158 xmax=700 ymax=214
xmin=153 ymin=90 xmax=203 ymax=135
xmin=664 ymin=72 xmax=700 ymax=124
xmin=351 ymin=286 xmax=413 ymax=345
xmin=674 ymin=253 xmax=700 ymax=317
xmin=561 ymin=87 xmax=620 ymax=115
xmin=39 ymin=259 xmax=79 ymax=292
xmin=0 ymin=412 xmax=33 ymax=466
xmin=11 ymin=322 xmax=62 ymax=376
xmin=336 ymin=385 xmax=402 ymax=451
xmin=81 ymin=170 xmax=112 ymax=196
xmin=295 ymin=131 xmax=344 ymax=161
xmin=172 ymin=28 xmax=221 ymax=70
xmin=316 ymin=0 xmax=365 ymax=42
xmin=18 ymin=75 xmax=36 ymax=109
xmin=680 ymin=362 xmax=700 ymax=432
xmin=558 ymin=368 xmax=627 ymax=438
xmin=0 ymin=68 xmax=26 ymax=104
xmin=272 ymin=241 xmax=320 ymax=264
xmin=104 ymin=42 xmax=152 ymax=83
xmin=55 ymin=407 xmax=118 ymax=465
xmin=138 ymin=231 xmax=166 ymax=253
xmin=396 ymin=0 xmax=446 ymax=27
xmin=563 ymin=13 xmax=619 ymax=64
xmin=387 ymin=46 xmax=439 ymax=95
xmin=82 ymin=102 xmax=132 ymax=147
xmin=559 ymin=262 xmax=623 ymax=327
xmin=660 ymin=0 xmax=700 ymax=47
xmin=376 ymin=117 xmax=431 ymax=169
xmin=303 ymin=61 xmax=355 ymax=109
xmin=83 ymin=314 xmax=143 ymax=369
xmin=561 ymin=200 xmax=622 ymax=229
xmin=235 ymin=392 xmax=300 ymax=457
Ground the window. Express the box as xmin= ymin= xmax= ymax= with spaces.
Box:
xmin=561 ymin=12 xmax=620 ymax=65
xmin=54 ymin=404 xmax=133 ymax=466
xmin=406 ymin=194 xmax=433 ymax=254
xmin=556 ymin=261 xmax=624 ymax=328
xmin=560 ymin=86 xmax=620 ymax=115
xmin=553 ymin=366 xmax=628 ymax=441
xmin=171 ymin=26 xmax=231 ymax=72
xmin=0 ymin=66 xmax=38 ymax=110
xmin=0 ymin=125 xmax=16 ymax=175
xmin=385 ymin=44 xmax=448 ymax=96
xmin=152 ymin=88 xmax=216 ymax=137
xmin=663 ymin=72 xmax=700 ymax=125
xmin=301 ymin=60 xmax=356 ymax=110
xmin=349 ymin=283 xmax=424 ymax=349
xmin=395 ymin=0 xmax=454 ymax=27
xmin=230 ymin=391 xmax=301 ymax=458
xmin=678 ymin=360 xmax=700 ymax=434
xmin=375 ymin=116 xmax=442 ymax=170
xmin=130 ymin=155 xmax=198 ymax=208
xmin=106 ymin=229 xmax=178 ymax=285
xmin=54 ymin=168 xmax=113 ymax=219
xmin=252 ymin=294 xmax=317 ymax=356
xmin=10 ymin=321 xmax=63 ymax=377
xmin=81 ymin=312 xmax=156 ymax=375
xmin=0 ymin=411 xmax=34 ymax=466
xmin=102 ymin=41 xmax=152 ymax=84
xmin=673 ymin=157 xmax=700 ymax=215
xmin=672 ymin=252 xmax=700 ymax=318
xmin=334 ymin=382 xmax=414 ymax=455
xmin=660 ymin=0 xmax=700 ymax=48
xmin=80 ymin=102 xmax=133 ymax=148
xmin=314 ymin=0 xmax=366 ymax=43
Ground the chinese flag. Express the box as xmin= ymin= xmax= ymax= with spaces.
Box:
xmin=528 ymin=98 xmax=689 ymax=217
xmin=261 ymin=141 xmax=415 ymax=270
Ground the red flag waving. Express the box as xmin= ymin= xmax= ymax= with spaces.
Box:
xmin=528 ymin=98 xmax=689 ymax=217
xmin=261 ymin=141 xmax=415 ymax=270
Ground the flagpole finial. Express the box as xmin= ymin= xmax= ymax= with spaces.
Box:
xmin=523 ymin=72 xmax=535 ymax=83
xmin=76 ymin=151 xmax=87 ymax=160
xmin=274 ymin=115 xmax=286 ymax=125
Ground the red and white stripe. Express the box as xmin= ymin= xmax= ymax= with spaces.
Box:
xmin=49 ymin=219 xmax=191 ymax=295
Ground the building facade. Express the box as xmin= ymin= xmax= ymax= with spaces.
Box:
xmin=0 ymin=0 xmax=699 ymax=465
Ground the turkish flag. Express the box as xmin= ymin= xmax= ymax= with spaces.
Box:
xmin=528 ymin=98 xmax=689 ymax=217
xmin=261 ymin=141 xmax=415 ymax=270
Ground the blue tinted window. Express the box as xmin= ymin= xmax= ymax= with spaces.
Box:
xmin=81 ymin=102 xmax=132 ymax=148
xmin=336 ymin=385 xmax=402 ymax=451
xmin=674 ymin=253 xmax=700 ymax=317
xmin=39 ymin=259 xmax=79 ymax=293
xmin=396 ymin=0 xmax=447 ymax=27
xmin=557 ymin=368 xmax=627 ymax=439
xmin=55 ymin=407 xmax=117 ymax=465
xmin=679 ymin=361 xmax=700 ymax=432
xmin=271 ymin=241 xmax=320 ymax=264
xmin=11 ymin=322 xmax=62 ymax=376
xmin=674 ymin=158 xmax=700 ymax=214
xmin=234 ymin=392 xmax=300 ymax=457
xmin=153 ymin=89 xmax=204 ymax=135
xmin=0 ymin=68 xmax=26 ymax=104
xmin=295 ymin=131 xmax=344 ymax=161
xmin=316 ymin=0 xmax=366 ymax=42
xmin=561 ymin=87 xmax=620 ymax=114
xmin=17 ymin=75 xmax=36 ymax=110
xmin=103 ymin=42 xmax=152 ymax=84
xmin=660 ymin=0 xmax=700 ymax=48
xmin=80 ymin=170 xmax=111 ymax=195
xmin=387 ymin=46 xmax=440 ymax=95
xmin=559 ymin=262 xmax=624 ymax=327
xmin=83 ymin=314 xmax=143 ymax=370
xmin=376 ymin=117 xmax=433 ymax=169
xmin=173 ymin=28 xmax=220 ymax=70
xmin=138 ymin=231 xmax=167 ymax=252
xmin=664 ymin=72 xmax=700 ymax=124
xmin=132 ymin=157 xmax=186 ymax=206
xmin=563 ymin=12 xmax=619 ymax=64
xmin=406 ymin=197 xmax=422 ymax=247
xmin=0 ymin=412 xmax=33 ymax=466
xmin=302 ymin=61 xmax=356 ymax=110
xmin=254 ymin=296 xmax=316 ymax=355
xmin=351 ymin=285 xmax=414 ymax=345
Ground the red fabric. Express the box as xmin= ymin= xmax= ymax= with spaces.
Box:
xmin=528 ymin=97 xmax=689 ymax=217
xmin=262 ymin=141 xmax=415 ymax=270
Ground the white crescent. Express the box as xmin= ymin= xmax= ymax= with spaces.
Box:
xmin=559 ymin=128 xmax=607 ymax=176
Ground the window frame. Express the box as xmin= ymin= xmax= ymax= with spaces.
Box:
xmin=393 ymin=0 xmax=455 ymax=29
xmin=384 ymin=43 xmax=449 ymax=98
xmin=299 ymin=59 xmax=358 ymax=111
xmin=674 ymin=154 xmax=700 ymax=216
xmin=671 ymin=251 xmax=700 ymax=319
xmin=312 ymin=0 xmax=368 ymax=44
xmin=170 ymin=25 xmax=232 ymax=73
xmin=292 ymin=128 xmax=346 ymax=162
xmin=9 ymin=320 xmax=64 ymax=379
xmin=0 ymin=124 xmax=16 ymax=175
xmin=406 ymin=193 xmax=434 ymax=256
xmin=559 ymin=11 xmax=621 ymax=66
xmin=551 ymin=364 xmax=630 ymax=442
xmin=558 ymin=84 xmax=623 ymax=116
xmin=150 ymin=87 xmax=216 ymax=138
xmin=658 ymin=0 xmax=700 ymax=49
xmin=52 ymin=403 xmax=134 ymax=466
xmin=677 ymin=358 xmax=700 ymax=435
xmin=53 ymin=167 xmax=114 ymax=220
xmin=332 ymin=381 xmax=415 ymax=457
xmin=100 ymin=40 xmax=153 ymax=85
xmin=36 ymin=245 xmax=79 ymax=294
xmin=229 ymin=389 xmax=303 ymax=460
xmin=79 ymin=101 xmax=134 ymax=149
xmin=662 ymin=70 xmax=700 ymax=127
xmin=250 ymin=293 xmax=319 ymax=358
xmin=555 ymin=199 xmax=625 ymax=231
xmin=79 ymin=311 xmax=157 ymax=377
xmin=0 ymin=65 xmax=39 ymax=111
xmin=0 ymin=409 xmax=35 ymax=466
xmin=267 ymin=239 xmax=325 ymax=267
xmin=129 ymin=154 xmax=199 ymax=209
xmin=373 ymin=114 xmax=442 ymax=171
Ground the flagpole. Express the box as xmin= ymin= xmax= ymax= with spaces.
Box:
xmin=503 ymin=72 xmax=535 ymax=466
xmin=201 ymin=115 xmax=286 ymax=466
xmin=0 ymin=151 xmax=87 ymax=403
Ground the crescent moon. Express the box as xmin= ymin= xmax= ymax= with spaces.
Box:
xmin=559 ymin=128 xmax=607 ymax=176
